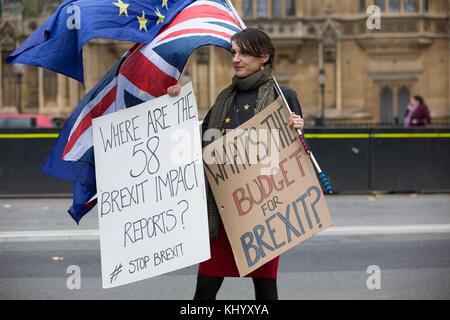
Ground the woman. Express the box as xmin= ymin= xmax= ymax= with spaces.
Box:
xmin=404 ymin=95 xmax=431 ymax=127
xmin=167 ymin=28 xmax=304 ymax=300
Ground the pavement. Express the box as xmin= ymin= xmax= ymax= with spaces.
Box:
xmin=0 ymin=194 xmax=449 ymax=300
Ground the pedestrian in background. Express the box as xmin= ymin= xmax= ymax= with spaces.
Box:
xmin=404 ymin=95 xmax=431 ymax=127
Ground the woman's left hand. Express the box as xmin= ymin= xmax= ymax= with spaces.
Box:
xmin=288 ymin=112 xmax=304 ymax=131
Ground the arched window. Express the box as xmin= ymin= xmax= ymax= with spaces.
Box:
xmin=380 ymin=87 xmax=393 ymax=124
xmin=397 ymin=87 xmax=410 ymax=125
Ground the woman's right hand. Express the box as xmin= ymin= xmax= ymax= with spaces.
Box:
xmin=167 ymin=85 xmax=182 ymax=97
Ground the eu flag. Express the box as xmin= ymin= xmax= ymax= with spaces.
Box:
xmin=6 ymin=0 xmax=194 ymax=83
xmin=39 ymin=0 xmax=242 ymax=223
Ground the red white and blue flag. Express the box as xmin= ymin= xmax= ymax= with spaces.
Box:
xmin=41 ymin=0 xmax=242 ymax=223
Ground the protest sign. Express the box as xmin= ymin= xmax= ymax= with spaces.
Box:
xmin=203 ymin=97 xmax=333 ymax=276
xmin=92 ymin=82 xmax=210 ymax=288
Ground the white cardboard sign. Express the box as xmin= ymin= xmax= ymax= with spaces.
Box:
xmin=92 ymin=82 xmax=210 ymax=288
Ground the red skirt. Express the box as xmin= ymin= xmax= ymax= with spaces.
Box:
xmin=198 ymin=224 xmax=280 ymax=278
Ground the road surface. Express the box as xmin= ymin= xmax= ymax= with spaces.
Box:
xmin=0 ymin=194 xmax=449 ymax=300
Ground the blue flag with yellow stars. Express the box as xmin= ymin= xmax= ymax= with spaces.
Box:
xmin=7 ymin=0 xmax=194 ymax=83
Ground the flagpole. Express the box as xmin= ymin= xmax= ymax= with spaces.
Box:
xmin=224 ymin=0 xmax=334 ymax=194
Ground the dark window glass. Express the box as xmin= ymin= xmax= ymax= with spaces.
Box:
xmin=257 ymin=0 xmax=267 ymax=18
xmin=0 ymin=118 xmax=34 ymax=128
xmin=360 ymin=0 xmax=366 ymax=13
xmin=243 ymin=0 xmax=253 ymax=18
xmin=374 ymin=0 xmax=386 ymax=11
xmin=390 ymin=0 xmax=400 ymax=12
xmin=272 ymin=0 xmax=281 ymax=18
xmin=404 ymin=0 xmax=418 ymax=12
xmin=286 ymin=0 xmax=296 ymax=16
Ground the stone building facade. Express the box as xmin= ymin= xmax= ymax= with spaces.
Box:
xmin=1 ymin=0 xmax=449 ymax=125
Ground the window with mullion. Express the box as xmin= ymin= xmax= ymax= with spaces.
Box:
xmin=242 ymin=0 xmax=253 ymax=18
xmin=257 ymin=0 xmax=268 ymax=18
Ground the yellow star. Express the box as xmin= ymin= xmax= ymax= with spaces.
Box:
xmin=162 ymin=0 xmax=169 ymax=10
xmin=244 ymin=104 xmax=250 ymax=110
xmin=225 ymin=117 xmax=231 ymax=123
xmin=113 ymin=0 xmax=129 ymax=16
xmin=221 ymin=128 xmax=225 ymax=134
xmin=236 ymin=109 xmax=240 ymax=113
xmin=137 ymin=11 xmax=148 ymax=32
xmin=155 ymin=7 xmax=165 ymax=25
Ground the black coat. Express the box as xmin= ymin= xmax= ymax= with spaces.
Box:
xmin=201 ymin=85 xmax=302 ymax=134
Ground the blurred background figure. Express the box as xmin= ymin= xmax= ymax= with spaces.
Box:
xmin=404 ymin=95 xmax=431 ymax=127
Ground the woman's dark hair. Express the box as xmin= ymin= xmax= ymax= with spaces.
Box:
xmin=231 ymin=28 xmax=275 ymax=66
xmin=413 ymin=95 xmax=424 ymax=105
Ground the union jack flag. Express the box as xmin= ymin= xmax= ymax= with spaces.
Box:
xmin=41 ymin=0 xmax=242 ymax=223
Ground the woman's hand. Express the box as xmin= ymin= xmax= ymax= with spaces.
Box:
xmin=288 ymin=112 xmax=304 ymax=131
xmin=167 ymin=85 xmax=182 ymax=97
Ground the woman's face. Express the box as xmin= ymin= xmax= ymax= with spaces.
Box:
xmin=231 ymin=41 xmax=269 ymax=78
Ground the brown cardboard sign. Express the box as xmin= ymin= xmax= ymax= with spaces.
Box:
xmin=203 ymin=97 xmax=333 ymax=277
